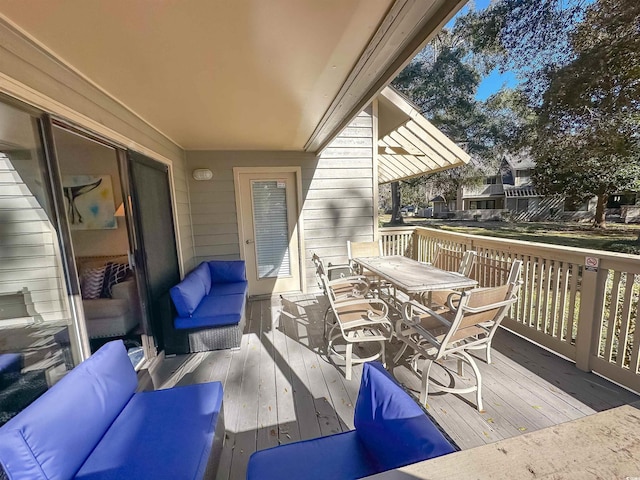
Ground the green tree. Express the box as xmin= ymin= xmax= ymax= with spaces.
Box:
xmin=531 ymin=0 xmax=640 ymax=228
xmin=390 ymin=27 xmax=495 ymax=216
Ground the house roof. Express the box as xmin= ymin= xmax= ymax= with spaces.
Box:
xmin=504 ymin=151 xmax=535 ymax=170
xmin=0 ymin=1 xmax=466 ymax=152
xmin=376 ymin=86 xmax=470 ymax=184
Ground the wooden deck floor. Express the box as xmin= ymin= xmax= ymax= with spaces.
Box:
xmin=151 ymin=295 xmax=639 ymax=480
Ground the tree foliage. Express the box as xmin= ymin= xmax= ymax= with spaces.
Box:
xmin=531 ymin=0 xmax=640 ymax=227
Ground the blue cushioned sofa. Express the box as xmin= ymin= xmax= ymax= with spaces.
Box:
xmin=169 ymin=260 xmax=248 ymax=354
xmin=247 ymin=362 xmax=457 ymax=480
xmin=0 ymin=341 xmax=224 ymax=480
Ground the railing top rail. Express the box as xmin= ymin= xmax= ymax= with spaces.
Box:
xmin=380 ymin=225 xmax=640 ymax=267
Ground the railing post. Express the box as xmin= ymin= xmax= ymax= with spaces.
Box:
xmin=575 ymin=260 xmax=607 ymax=372
xmin=412 ymin=228 xmax=418 ymax=260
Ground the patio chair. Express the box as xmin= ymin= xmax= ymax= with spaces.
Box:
xmin=394 ymin=259 xmax=522 ymax=411
xmin=347 ymin=239 xmax=384 ymax=269
xmin=322 ymin=266 xmax=393 ymax=380
xmin=347 ymin=239 xmax=394 ymax=297
xmin=312 ymin=253 xmax=370 ymax=339
xmin=425 ymin=246 xmax=477 ymax=309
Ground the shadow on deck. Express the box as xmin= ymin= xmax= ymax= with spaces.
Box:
xmin=150 ymin=294 xmax=639 ymax=480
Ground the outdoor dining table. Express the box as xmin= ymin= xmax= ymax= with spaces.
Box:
xmin=353 ymin=255 xmax=478 ymax=301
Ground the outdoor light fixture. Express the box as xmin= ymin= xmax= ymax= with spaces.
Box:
xmin=192 ymin=168 xmax=213 ymax=181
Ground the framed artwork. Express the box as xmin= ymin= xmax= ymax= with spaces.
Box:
xmin=62 ymin=175 xmax=117 ymax=230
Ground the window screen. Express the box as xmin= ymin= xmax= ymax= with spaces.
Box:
xmin=252 ymin=180 xmax=291 ymax=278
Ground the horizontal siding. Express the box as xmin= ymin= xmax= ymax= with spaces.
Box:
xmin=0 ymin=154 xmax=70 ymax=325
xmin=185 ymin=107 xmax=375 ymax=288
xmin=170 ymin=153 xmax=196 ymax=273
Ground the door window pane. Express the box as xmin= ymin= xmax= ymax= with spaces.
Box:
xmin=0 ymin=102 xmax=78 ymax=426
xmin=252 ymin=180 xmax=290 ymax=278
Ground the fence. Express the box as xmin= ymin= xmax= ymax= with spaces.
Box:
xmin=380 ymin=226 xmax=640 ymax=393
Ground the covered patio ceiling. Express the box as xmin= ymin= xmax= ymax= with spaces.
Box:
xmin=0 ymin=0 xmax=467 ymax=152
xmin=377 ymin=86 xmax=470 ymax=184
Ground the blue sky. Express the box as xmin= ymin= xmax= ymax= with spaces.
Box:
xmin=446 ymin=0 xmax=521 ymax=100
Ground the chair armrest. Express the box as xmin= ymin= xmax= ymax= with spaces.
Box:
xmin=111 ymin=279 xmax=137 ymax=303
xmin=401 ymin=300 xmax=451 ymax=328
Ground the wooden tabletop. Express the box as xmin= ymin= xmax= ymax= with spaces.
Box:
xmin=365 ymin=404 xmax=640 ymax=479
xmin=354 ymin=255 xmax=477 ymax=294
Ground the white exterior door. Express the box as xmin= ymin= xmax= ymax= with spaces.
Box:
xmin=235 ymin=170 xmax=302 ymax=296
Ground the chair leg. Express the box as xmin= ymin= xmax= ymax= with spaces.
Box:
xmin=393 ymin=342 xmax=408 ymax=364
xmin=323 ymin=307 xmax=333 ymax=340
xmin=486 ymin=345 xmax=492 ymax=364
xmin=380 ymin=340 xmax=386 ymax=368
xmin=460 ymin=350 xmax=484 ymax=412
xmin=345 ymin=342 xmax=353 ymax=381
xmin=420 ymin=359 xmax=434 ymax=406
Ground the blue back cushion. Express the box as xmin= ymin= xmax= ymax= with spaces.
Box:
xmin=191 ymin=262 xmax=212 ymax=295
xmin=170 ymin=269 xmax=208 ymax=317
xmin=0 ymin=341 xmax=137 ymax=480
xmin=209 ymin=260 xmax=246 ymax=284
xmin=354 ymin=362 xmax=456 ymax=471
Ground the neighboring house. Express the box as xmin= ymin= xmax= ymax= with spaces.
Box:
xmin=0 ymin=1 xmax=469 ymax=375
xmin=430 ymin=195 xmax=455 ymax=217
xmin=459 ymin=153 xmax=563 ymax=221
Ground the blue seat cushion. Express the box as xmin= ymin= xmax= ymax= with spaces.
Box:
xmin=210 ymin=281 xmax=248 ymax=297
xmin=170 ymin=270 xmax=208 ymax=317
xmin=0 ymin=341 xmax=137 ymax=480
xmin=75 ymin=382 xmax=223 ymax=479
xmin=247 ymin=431 xmax=379 ymax=480
xmin=209 ymin=260 xmax=246 ymax=283
xmin=354 ymin=362 xmax=456 ymax=471
xmin=174 ymin=293 xmax=245 ymax=329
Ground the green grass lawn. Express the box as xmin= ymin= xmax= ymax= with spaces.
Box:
xmin=379 ymin=215 xmax=640 ymax=254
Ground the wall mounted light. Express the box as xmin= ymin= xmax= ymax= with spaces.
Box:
xmin=192 ymin=168 xmax=213 ymax=181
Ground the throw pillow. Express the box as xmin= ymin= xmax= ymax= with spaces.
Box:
xmin=100 ymin=262 xmax=131 ymax=298
xmin=81 ymin=266 xmax=107 ymax=300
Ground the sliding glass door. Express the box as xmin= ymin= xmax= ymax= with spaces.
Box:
xmin=0 ymin=101 xmax=82 ymax=426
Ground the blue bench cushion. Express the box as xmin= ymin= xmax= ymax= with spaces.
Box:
xmin=76 ymin=382 xmax=223 ymax=479
xmin=247 ymin=431 xmax=379 ymax=480
xmin=174 ymin=293 xmax=246 ymax=329
xmin=0 ymin=341 xmax=137 ymax=480
xmin=354 ymin=362 xmax=456 ymax=471
xmin=170 ymin=270 xmax=208 ymax=317
xmin=209 ymin=260 xmax=246 ymax=283
xmin=210 ymin=281 xmax=248 ymax=297
xmin=191 ymin=262 xmax=212 ymax=295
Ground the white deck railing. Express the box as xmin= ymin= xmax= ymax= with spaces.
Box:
xmin=380 ymin=226 xmax=640 ymax=393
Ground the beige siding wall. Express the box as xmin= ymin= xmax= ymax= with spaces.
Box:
xmin=0 ymin=154 xmax=70 ymax=326
xmin=0 ymin=20 xmax=195 ymax=273
xmin=187 ymin=107 xmax=375 ymax=292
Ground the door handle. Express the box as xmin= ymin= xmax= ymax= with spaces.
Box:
xmin=245 ymin=239 xmax=254 ymax=244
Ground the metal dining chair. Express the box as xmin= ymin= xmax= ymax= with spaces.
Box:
xmin=425 ymin=246 xmax=477 ymax=309
xmin=315 ymin=253 xmax=392 ymax=380
xmin=394 ymin=260 xmax=523 ymax=411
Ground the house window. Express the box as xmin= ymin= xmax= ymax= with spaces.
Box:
xmin=483 ymin=176 xmax=498 ymax=185
xmin=470 ymin=200 xmax=496 ymax=210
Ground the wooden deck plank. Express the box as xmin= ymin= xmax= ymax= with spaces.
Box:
xmin=276 ymin=295 xmax=325 ymax=439
xmin=256 ymin=299 xmax=280 ymax=451
xmin=280 ymin=295 xmax=346 ymax=436
xmin=215 ymin=308 xmax=254 ymax=480
xmin=268 ymin=299 xmax=303 ymax=446
xmin=228 ymin=300 xmax=263 ymax=480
